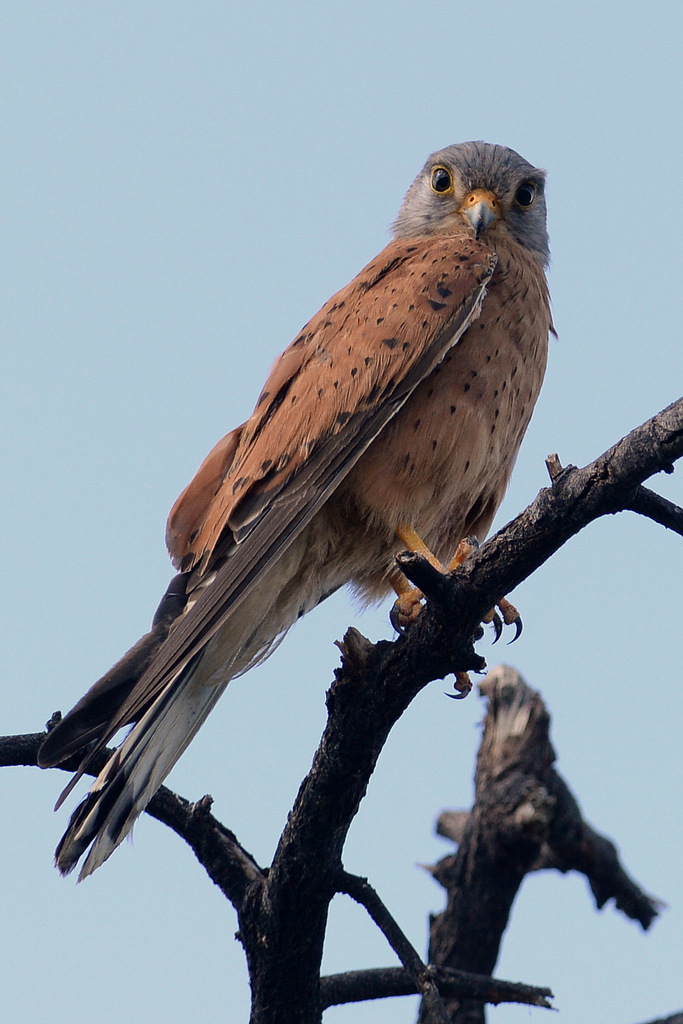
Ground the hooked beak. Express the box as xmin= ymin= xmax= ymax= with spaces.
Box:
xmin=459 ymin=189 xmax=500 ymax=239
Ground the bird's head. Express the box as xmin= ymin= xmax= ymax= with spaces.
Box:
xmin=392 ymin=141 xmax=549 ymax=267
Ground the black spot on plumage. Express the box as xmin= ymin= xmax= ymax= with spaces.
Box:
xmin=337 ymin=411 xmax=351 ymax=426
xmin=261 ymin=459 xmax=272 ymax=473
xmin=382 ymin=337 xmax=400 ymax=349
xmin=428 ymin=299 xmax=446 ymax=311
xmin=464 ymin=383 xmax=471 ymax=392
xmin=436 ymin=282 xmax=452 ymax=299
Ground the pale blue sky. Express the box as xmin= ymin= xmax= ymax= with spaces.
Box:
xmin=2 ymin=3 xmax=682 ymax=1023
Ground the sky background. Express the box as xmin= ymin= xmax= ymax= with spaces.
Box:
xmin=2 ymin=3 xmax=682 ymax=1023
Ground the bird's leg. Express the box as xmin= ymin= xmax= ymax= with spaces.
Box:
xmin=389 ymin=523 xmax=444 ymax=630
xmin=389 ymin=569 xmax=425 ymax=629
xmin=446 ymin=535 xmax=477 ymax=571
xmin=389 ymin=526 xmax=472 ymax=698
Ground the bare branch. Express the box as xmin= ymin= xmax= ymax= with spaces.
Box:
xmin=0 ymin=731 xmax=264 ymax=906
xmin=422 ymin=665 xmax=662 ymax=1023
xmin=533 ymin=772 xmax=662 ymax=929
xmin=337 ymin=872 xmax=450 ymax=1023
xmin=320 ymin=966 xmax=553 ymax=1010
xmin=4 ymin=398 xmax=682 ymax=1022
xmin=625 ymin=485 xmax=683 ymax=537
xmin=636 ymin=1014 xmax=683 ymax=1024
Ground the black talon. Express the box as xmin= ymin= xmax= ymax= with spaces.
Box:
xmin=490 ymin=611 xmax=503 ymax=644
xmin=389 ymin=603 xmax=407 ymax=634
xmin=446 ymin=672 xmax=472 ymax=700
xmin=507 ymin=616 xmax=523 ymax=643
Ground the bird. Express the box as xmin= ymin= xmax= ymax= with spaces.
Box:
xmin=38 ymin=141 xmax=553 ymax=880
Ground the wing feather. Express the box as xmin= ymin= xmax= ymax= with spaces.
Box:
xmin=67 ymin=235 xmax=496 ymax=753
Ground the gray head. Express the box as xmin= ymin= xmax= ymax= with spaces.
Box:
xmin=392 ymin=141 xmax=549 ymax=267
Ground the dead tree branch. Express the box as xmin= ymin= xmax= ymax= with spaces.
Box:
xmin=320 ymin=966 xmax=553 ymax=1010
xmin=2 ymin=397 xmax=682 ymax=1022
xmin=422 ymin=665 xmax=662 ymax=1024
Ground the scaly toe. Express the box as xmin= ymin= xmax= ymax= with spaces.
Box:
xmin=390 ymin=588 xmax=425 ymax=632
xmin=497 ymin=597 xmax=523 ymax=642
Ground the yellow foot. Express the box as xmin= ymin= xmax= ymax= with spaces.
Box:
xmin=452 ymin=537 xmax=523 ymax=643
xmin=390 ymin=525 xmax=522 ymax=641
xmin=447 ymin=536 xmax=478 ymax=571
xmin=389 ymin=585 xmax=425 ymax=631
xmin=483 ymin=597 xmax=523 ymax=643
xmin=389 ymin=523 xmax=445 ymax=631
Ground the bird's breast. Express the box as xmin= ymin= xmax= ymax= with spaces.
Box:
xmin=338 ymin=241 xmax=551 ymax=593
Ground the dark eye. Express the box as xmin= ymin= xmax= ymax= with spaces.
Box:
xmin=431 ymin=166 xmax=453 ymax=194
xmin=514 ymin=181 xmax=537 ymax=208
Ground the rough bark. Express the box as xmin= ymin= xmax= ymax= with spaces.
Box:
xmin=421 ymin=665 xmax=661 ymax=1024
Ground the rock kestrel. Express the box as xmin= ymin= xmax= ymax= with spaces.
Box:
xmin=39 ymin=141 xmax=553 ymax=878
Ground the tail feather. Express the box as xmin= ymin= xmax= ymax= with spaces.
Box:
xmin=54 ymin=535 xmax=316 ymax=879
xmin=56 ymin=652 xmax=226 ymax=879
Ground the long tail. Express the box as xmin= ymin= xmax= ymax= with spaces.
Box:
xmin=55 ymin=652 xmax=224 ymax=878
xmin=50 ymin=535 xmax=316 ymax=880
